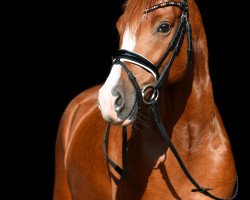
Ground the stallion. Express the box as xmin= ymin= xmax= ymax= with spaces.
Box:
xmin=54 ymin=0 xmax=237 ymax=199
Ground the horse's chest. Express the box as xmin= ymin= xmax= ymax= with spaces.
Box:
xmin=112 ymin=155 xmax=206 ymax=200
xmin=111 ymin=141 xmax=190 ymax=199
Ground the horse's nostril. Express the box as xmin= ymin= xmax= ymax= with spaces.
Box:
xmin=115 ymin=92 xmax=125 ymax=112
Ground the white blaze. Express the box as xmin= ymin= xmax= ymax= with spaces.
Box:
xmin=98 ymin=64 xmax=122 ymax=121
xmin=98 ymin=28 xmax=136 ymax=121
xmin=121 ymin=28 xmax=136 ymax=51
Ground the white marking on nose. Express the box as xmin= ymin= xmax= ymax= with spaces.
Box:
xmin=121 ymin=28 xmax=136 ymax=51
xmin=98 ymin=64 xmax=122 ymax=122
xmin=103 ymin=64 xmax=121 ymax=89
xmin=98 ymin=28 xmax=137 ymax=122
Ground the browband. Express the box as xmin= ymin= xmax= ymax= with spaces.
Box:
xmin=144 ymin=2 xmax=188 ymax=14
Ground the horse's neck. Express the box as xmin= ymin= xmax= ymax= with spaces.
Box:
xmin=156 ymin=61 xmax=220 ymax=153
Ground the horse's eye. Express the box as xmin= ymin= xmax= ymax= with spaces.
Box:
xmin=157 ymin=23 xmax=171 ymax=33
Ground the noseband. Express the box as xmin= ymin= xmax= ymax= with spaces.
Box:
xmin=103 ymin=1 xmax=238 ymax=199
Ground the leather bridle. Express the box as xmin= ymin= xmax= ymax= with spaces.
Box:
xmin=103 ymin=1 xmax=238 ymax=199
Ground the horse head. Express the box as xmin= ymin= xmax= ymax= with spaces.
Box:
xmin=98 ymin=0 xmax=205 ymax=126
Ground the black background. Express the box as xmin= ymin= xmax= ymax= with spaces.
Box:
xmin=22 ymin=0 xmax=246 ymax=199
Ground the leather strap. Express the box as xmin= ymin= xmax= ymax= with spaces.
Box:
xmin=103 ymin=123 xmax=128 ymax=181
xmin=114 ymin=59 xmax=142 ymax=107
xmin=156 ymin=12 xmax=186 ymax=68
xmin=151 ymin=103 xmax=239 ymax=200
xmin=115 ymin=49 xmax=159 ymax=80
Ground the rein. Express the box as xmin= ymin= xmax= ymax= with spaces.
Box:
xmin=103 ymin=1 xmax=238 ymax=199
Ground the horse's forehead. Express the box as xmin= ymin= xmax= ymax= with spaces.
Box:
xmin=117 ymin=0 xmax=157 ymax=33
xmin=118 ymin=0 xmax=180 ymax=35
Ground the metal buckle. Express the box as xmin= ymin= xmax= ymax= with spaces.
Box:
xmin=142 ymin=84 xmax=159 ymax=105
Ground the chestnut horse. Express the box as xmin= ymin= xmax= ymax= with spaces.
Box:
xmin=54 ymin=0 xmax=237 ymax=199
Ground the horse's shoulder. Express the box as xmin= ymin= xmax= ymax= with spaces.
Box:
xmin=57 ymin=85 xmax=101 ymax=150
